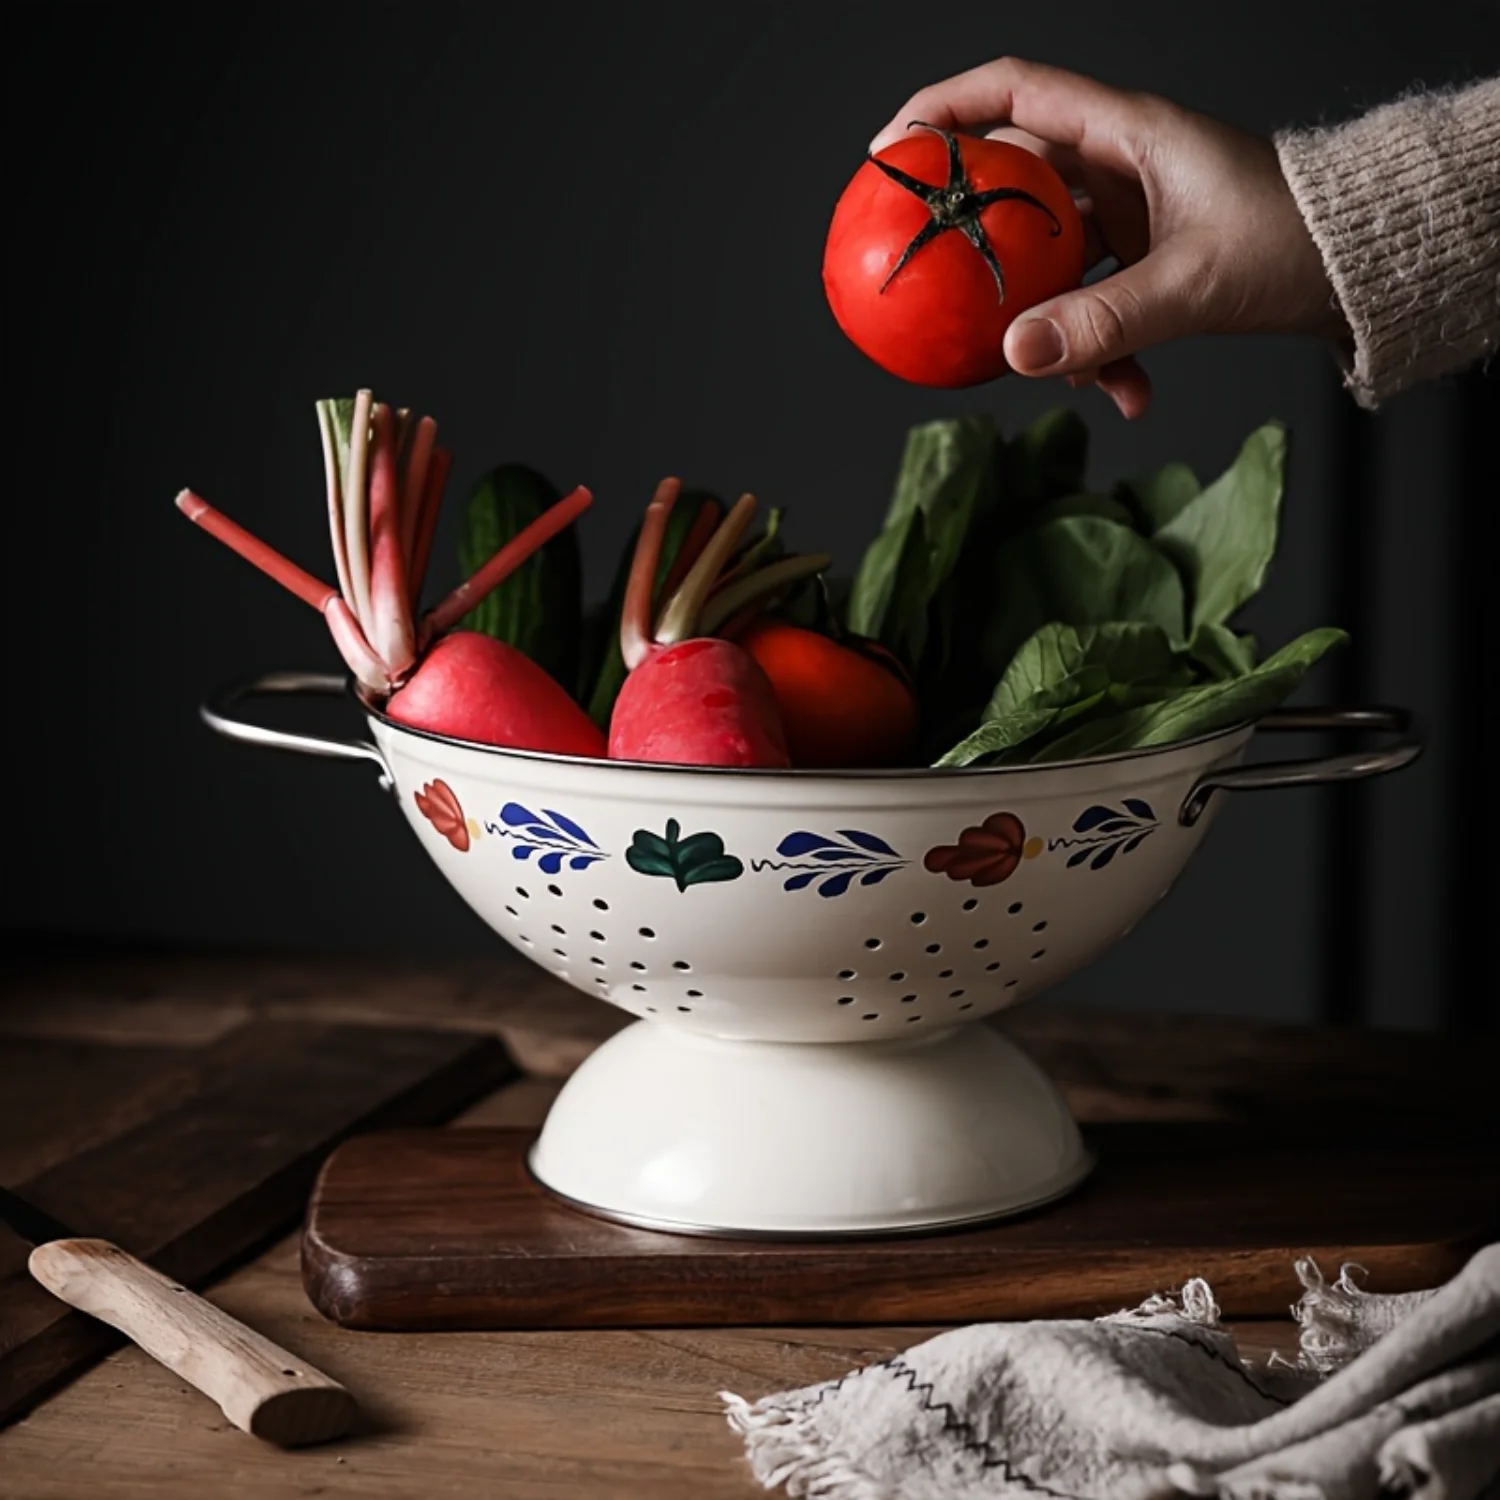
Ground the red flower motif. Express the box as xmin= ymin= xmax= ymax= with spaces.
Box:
xmin=414 ymin=779 xmax=470 ymax=852
xmin=924 ymin=812 xmax=1026 ymax=887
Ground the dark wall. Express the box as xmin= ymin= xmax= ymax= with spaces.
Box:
xmin=10 ymin=3 xmax=1496 ymax=1028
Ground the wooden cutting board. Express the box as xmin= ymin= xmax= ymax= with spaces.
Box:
xmin=302 ymin=1122 xmax=1498 ymax=1329
xmin=0 ymin=1019 xmax=513 ymax=1424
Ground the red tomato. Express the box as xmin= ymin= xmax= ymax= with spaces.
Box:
xmin=822 ymin=126 xmax=1085 ymax=388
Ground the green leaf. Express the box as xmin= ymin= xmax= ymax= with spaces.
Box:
xmin=458 ymin=464 xmax=583 ymax=690
xmin=586 ymin=489 xmax=722 ymax=728
xmin=1028 ymin=492 xmax=1138 ymax=530
xmin=1031 ymin=628 xmax=1347 ymax=761
xmin=1117 ymin=461 xmax=1201 ymax=533
xmin=985 ymin=622 xmax=1187 ymax=718
xmin=684 ymin=855 xmax=746 ymax=888
xmin=1002 ymin=407 xmax=1088 ymax=510
xmin=979 ymin=516 xmax=1189 ymax=683
xmin=847 ymin=416 xmax=998 ymax=667
xmin=1188 ymin=621 xmax=1260 ymax=680
xmin=1153 ymin=423 xmax=1286 ymax=631
xmin=933 ymin=708 xmax=1060 ymax=768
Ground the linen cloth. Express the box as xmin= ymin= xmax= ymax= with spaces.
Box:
xmin=723 ymin=1244 xmax=1499 ymax=1500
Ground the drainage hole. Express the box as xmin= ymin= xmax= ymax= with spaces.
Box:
xmin=632 ymin=983 xmax=646 ymax=992
xmin=938 ymin=968 xmax=954 ymax=979
xmin=1008 ymin=901 xmax=1023 ymax=915
xmin=630 ymin=960 xmax=646 ymax=971
xmin=1031 ymin=949 xmax=1047 ymax=961
xmin=551 ymin=924 xmax=566 ymax=935
xmin=985 ymin=961 xmax=1001 ymax=972
xmin=504 ymin=905 xmax=518 ymax=918
xmin=901 ymin=994 xmax=917 ymax=1004
xmin=924 ymin=943 xmax=941 ymax=955
xmin=1033 ymin=920 xmax=1048 ymax=932
xmin=837 ymin=996 xmax=856 ymax=1006
xmin=516 ymin=887 xmax=530 ymax=900
xmin=677 ymin=1005 xmax=692 ymax=1013
xmin=910 ymin=911 xmax=927 ymax=925
xmin=552 ymin=948 xmax=567 ymax=959
xmin=1005 ymin=979 xmax=1019 ymax=989
xmin=861 ymin=1013 xmax=879 ymax=1021
xmin=519 ymin=935 xmax=534 ymax=946
xmin=888 ymin=971 xmax=906 ymax=982
xmin=686 ymin=989 xmax=702 ymax=998
xmin=672 ymin=960 xmax=691 ymax=971
xmin=547 ymin=884 xmax=562 ymax=897
xmin=590 ymin=930 xmax=605 ymax=941
xmin=959 ymin=1002 xmax=974 ymax=1011
xmin=645 ymin=1005 xmax=657 ymax=1012
xmin=963 ymin=898 xmax=979 ymax=911
xmin=906 ymin=1015 xmax=923 ymax=1024
xmin=864 ymin=937 xmax=882 ymax=950
xmin=590 ymin=957 xmax=605 ymax=967
xmin=593 ymin=898 xmax=609 ymax=911
xmin=973 ymin=938 xmax=989 ymax=950
xmin=949 ymin=988 xmax=965 ymax=999
xmin=594 ymin=977 xmax=608 ymax=986
xmin=639 ymin=927 xmax=656 ymax=939
xmin=838 ymin=968 xmax=856 ymax=980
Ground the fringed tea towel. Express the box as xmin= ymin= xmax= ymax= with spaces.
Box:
xmin=722 ymin=1244 xmax=1499 ymax=1500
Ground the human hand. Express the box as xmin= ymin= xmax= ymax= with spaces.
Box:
xmin=870 ymin=58 xmax=1346 ymax=417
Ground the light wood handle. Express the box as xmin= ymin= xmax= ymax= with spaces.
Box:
xmin=28 ymin=1238 xmax=355 ymax=1446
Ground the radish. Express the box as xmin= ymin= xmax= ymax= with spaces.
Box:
xmin=384 ymin=630 xmax=605 ymax=755
xmin=607 ymin=479 xmax=830 ymax=768
xmin=177 ymin=390 xmax=603 ymax=756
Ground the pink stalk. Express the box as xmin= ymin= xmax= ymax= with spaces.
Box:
xmin=398 ymin=416 xmax=437 ymax=589
xmin=325 ymin=596 xmax=394 ymax=693
xmin=654 ymin=493 xmax=757 ymax=646
xmin=366 ymin=403 xmax=416 ymax=676
xmin=316 ymin=403 xmax=356 ymax=611
xmin=342 ymin=389 xmax=374 ymax=630
xmin=175 ymin=490 xmax=335 ymax=612
xmin=619 ymin=477 xmax=682 ymax=670
xmin=424 ymin=484 xmax=594 ymax=639
xmin=408 ymin=446 xmax=451 ymax=605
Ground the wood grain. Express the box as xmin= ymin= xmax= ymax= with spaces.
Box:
xmin=28 ymin=1238 xmax=355 ymax=1446
xmin=302 ymin=1123 xmax=1499 ymax=1330
xmin=0 ymin=1019 xmax=512 ymax=1425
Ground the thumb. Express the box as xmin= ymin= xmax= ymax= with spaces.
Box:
xmin=1004 ymin=249 xmax=1202 ymax=376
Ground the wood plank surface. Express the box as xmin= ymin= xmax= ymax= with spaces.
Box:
xmin=1 ymin=944 xmax=1494 ymax=1499
xmin=0 ymin=1019 xmax=513 ymax=1425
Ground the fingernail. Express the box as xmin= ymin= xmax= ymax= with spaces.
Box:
xmin=1009 ymin=318 xmax=1064 ymax=372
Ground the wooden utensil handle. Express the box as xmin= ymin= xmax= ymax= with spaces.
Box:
xmin=28 ymin=1238 xmax=355 ymax=1446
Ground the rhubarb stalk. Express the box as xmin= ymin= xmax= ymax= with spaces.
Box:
xmin=366 ymin=403 xmax=417 ymax=676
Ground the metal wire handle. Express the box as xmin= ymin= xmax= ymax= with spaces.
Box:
xmin=1179 ymin=707 xmax=1421 ymax=826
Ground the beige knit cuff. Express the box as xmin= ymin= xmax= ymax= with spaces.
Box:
xmin=1275 ymin=77 xmax=1500 ymax=409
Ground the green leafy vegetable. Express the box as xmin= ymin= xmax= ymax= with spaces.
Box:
xmin=1117 ymin=460 xmax=1200 ymax=532
xmin=1152 ymin=423 xmax=1286 ymax=632
xmin=458 ymin=463 xmax=582 ymax=690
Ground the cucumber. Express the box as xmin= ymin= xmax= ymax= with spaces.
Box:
xmin=458 ymin=463 xmax=583 ymax=691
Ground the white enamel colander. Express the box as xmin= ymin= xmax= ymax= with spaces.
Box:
xmin=205 ymin=674 xmax=1418 ymax=1236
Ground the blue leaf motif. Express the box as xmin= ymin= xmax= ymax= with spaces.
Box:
xmin=1073 ymin=805 xmax=1117 ymax=833
xmin=569 ymin=855 xmax=594 ymax=871
xmin=1123 ymin=798 xmax=1156 ymax=821
xmin=523 ymin=825 xmax=556 ymax=842
xmin=838 ymin=829 xmax=898 ymax=857
xmin=1096 ymin=818 xmax=1137 ymax=834
xmin=778 ymin=831 xmax=837 ymax=858
xmin=818 ymin=870 xmax=857 ymax=899
xmin=501 ymin=802 xmax=538 ymax=828
xmin=538 ymin=851 xmax=566 ymax=875
xmin=784 ymin=870 xmax=819 ymax=891
xmin=1067 ymin=847 xmax=1093 ymax=868
xmin=512 ymin=846 xmax=533 ymax=861
xmin=1124 ymin=830 xmax=1154 ymax=854
xmin=545 ymin=809 xmax=598 ymax=847
xmin=813 ymin=848 xmax=855 ymax=861
xmin=1091 ymin=842 xmax=1121 ymax=871
xmin=861 ymin=866 xmax=897 ymax=886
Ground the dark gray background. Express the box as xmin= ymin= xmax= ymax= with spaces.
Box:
xmin=10 ymin=3 xmax=1496 ymax=1029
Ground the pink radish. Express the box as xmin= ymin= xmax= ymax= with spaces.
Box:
xmin=607 ymin=479 xmax=828 ymax=768
xmin=176 ymin=389 xmax=604 ymax=756
xmin=384 ymin=631 xmax=605 ymax=756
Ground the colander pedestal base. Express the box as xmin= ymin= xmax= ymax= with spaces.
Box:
xmin=528 ymin=1019 xmax=1091 ymax=1238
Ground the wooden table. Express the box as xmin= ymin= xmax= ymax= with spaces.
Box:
xmin=1 ymin=943 xmax=1493 ymax=1498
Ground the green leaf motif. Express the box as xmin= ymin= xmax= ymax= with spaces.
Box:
xmin=625 ymin=820 xmax=745 ymax=892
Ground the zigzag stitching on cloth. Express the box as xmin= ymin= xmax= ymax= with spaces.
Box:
xmin=1124 ymin=1324 xmax=1293 ymax=1406
xmin=884 ymin=1357 xmax=1085 ymax=1498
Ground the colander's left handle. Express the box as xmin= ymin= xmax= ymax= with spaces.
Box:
xmin=200 ymin=672 xmax=393 ymax=790
xmin=1179 ymin=706 xmax=1420 ymax=826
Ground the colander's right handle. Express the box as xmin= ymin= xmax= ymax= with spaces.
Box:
xmin=200 ymin=672 xmax=392 ymax=789
xmin=1179 ymin=706 xmax=1421 ymax=826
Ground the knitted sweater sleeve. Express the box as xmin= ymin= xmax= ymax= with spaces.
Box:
xmin=1275 ymin=77 xmax=1499 ymax=408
